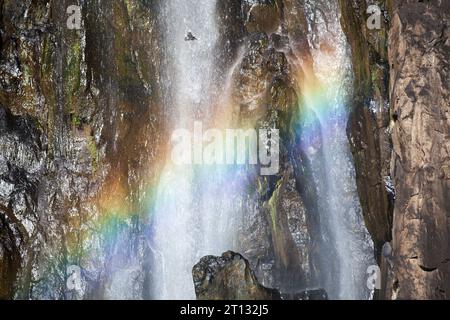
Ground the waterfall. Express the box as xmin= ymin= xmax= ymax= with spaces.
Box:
xmin=301 ymin=1 xmax=375 ymax=299
xmin=149 ymin=0 xmax=374 ymax=300
xmin=149 ymin=0 xmax=243 ymax=300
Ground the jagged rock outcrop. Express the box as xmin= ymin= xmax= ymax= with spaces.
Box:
xmin=224 ymin=0 xmax=346 ymax=295
xmin=388 ymin=0 xmax=450 ymax=300
xmin=193 ymin=251 xmax=327 ymax=300
xmin=236 ymin=34 xmax=317 ymax=291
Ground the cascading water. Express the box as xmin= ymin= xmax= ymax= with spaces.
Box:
xmin=301 ymin=1 xmax=375 ymax=299
xmin=149 ymin=0 xmax=243 ymax=300
xmin=149 ymin=0 xmax=374 ymax=300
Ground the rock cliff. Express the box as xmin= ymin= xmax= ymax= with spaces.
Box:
xmin=0 ymin=0 xmax=165 ymax=299
xmin=388 ymin=0 xmax=450 ymax=300
xmin=339 ymin=0 xmax=450 ymax=299
xmin=1 ymin=0 xmax=448 ymax=300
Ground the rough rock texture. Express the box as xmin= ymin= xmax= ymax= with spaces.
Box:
xmin=243 ymin=0 xmax=281 ymax=34
xmin=2 ymin=0 xmax=448 ymax=301
xmin=0 ymin=0 xmax=326 ymax=301
xmin=341 ymin=0 xmax=450 ymax=300
xmin=225 ymin=1 xmax=331 ymax=294
xmin=216 ymin=0 xmax=245 ymax=68
xmin=218 ymin=0 xmax=379 ymax=297
xmin=193 ymin=251 xmax=327 ymax=300
xmin=281 ymin=289 xmax=328 ymax=301
xmin=0 ymin=0 xmax=164 ymax=299
xmin=193 ymin=251 xmax=281 ymax=300
xmin=339 ymin=0 xmax=393 ymax=257
xmin=388 ymin=0 xmax=450 ymax=300
xmin=230 ymin=31 xmax=318 ymax=292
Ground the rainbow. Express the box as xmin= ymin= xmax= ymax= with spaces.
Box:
xmin=54 ymin=40 xmax=351 ymax=299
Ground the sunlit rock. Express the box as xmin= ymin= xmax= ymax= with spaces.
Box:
xmin=244 ymin=0 xmax=281 ymax=34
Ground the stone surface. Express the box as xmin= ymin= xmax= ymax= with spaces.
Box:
xmin=2 ymin=0 xmax=448 ymax=301
xmin=226 ymin=10 xmax=323 ymax=292
xmin=193 ymin=251 xmax=281 ymax=300
xmin=339 ymin=0 xmax=393 ymax=257
xmin=281 ymin=289 xmax=328 ymax=300
xmin=388 ymin=0 xmax=450 ymax=300
xmin=193 ymin=251 xmax=327 ymax=300
xmin=0 ymin=0 xmax=165 ymax=299
xmin=243 ymin=0 xmax=281 ymax=34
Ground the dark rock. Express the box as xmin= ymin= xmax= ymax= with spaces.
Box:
xmin=185 ymin=32 xmax=197 ymax=41
xmin=193 ymin=251 xmax=281 ymax=300
xmin=216 ymin=0 xmax=245 ymax=67
xmin=339 ymin=0 xmax=393 ymax=258
xmin=270 ymin=33 xmax=290 ymax=51
xmin=281 ymin=289 xmax=328 ymax=300
xmin=0 ymin=0 xmax=165 ymax=299
xmin=193 ymin=252 xmax=327 ymax=300
xmin=243 ymin=0 xmax=281 ymax=34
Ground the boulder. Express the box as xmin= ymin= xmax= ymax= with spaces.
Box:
xmin=193 ymin=251 xmax=327 ymax=300
xmin=193 ymin=251 xmax=281 ymax=300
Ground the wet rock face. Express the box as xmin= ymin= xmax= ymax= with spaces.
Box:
xmin=341 ymin=0 xmax=450 ymax=300
xmin=230 ymin=32 xmax=303 ymax=290
xmin=225 ymin=2 xmax=325 ymax=294
xmin=0 ymin=0 xmax=164 ymax=299
xmin=339 ymin=0 xmax=393 ymax=256
xmin=216 ymin=0 xmax=245 ymax=67
xmin=1 ymin=0 xmax=446 ymax=301
xmin=193 ymin=251 xmax=281 ymax=300
xmin=0 ymin=106 xmax=44 ymax=299
xmin=0 ymin=205 xmax=21 ymax=299
xmin=388 ymin=1 xmax=450 ymax=300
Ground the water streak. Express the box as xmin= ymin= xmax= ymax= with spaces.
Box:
xmin=150 ymin=0 xmax=244 ymax=300
xmin=300 ymin=1 xmax=375 ymax=299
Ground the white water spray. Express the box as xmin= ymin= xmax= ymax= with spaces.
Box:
xmin=303 ymin=1 xmax=375 ymax=299
xmin=150 ymin=0 xmax=243 ymax=300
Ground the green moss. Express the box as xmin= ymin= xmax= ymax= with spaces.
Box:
xmin=124 ymin=0 xmax=133 ymax=16
xmin=22 ymin=64 xmax=32 ymax=86
xmin=72 ymin=115 xmax=81 ymax=128
xmin=268 ymin=180 xmax=282 ymax=234
xmin=64 ymin=34 xmax=82 ymax=116
xmin=257 ymin=177 xmax=270 ymax=196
